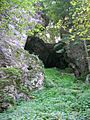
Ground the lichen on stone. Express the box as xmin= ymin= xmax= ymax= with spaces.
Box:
xmin=0 ymin=35 xmax=44 ymax=112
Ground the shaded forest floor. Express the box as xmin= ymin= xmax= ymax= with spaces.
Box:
xmin=0 ymin=68 xmax=90 ymax=120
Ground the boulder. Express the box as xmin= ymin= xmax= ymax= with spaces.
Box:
xmin=0 ymin=34 xmax=44 ymax=112
xmin=66 ymin=40 xmax=88 ymax=74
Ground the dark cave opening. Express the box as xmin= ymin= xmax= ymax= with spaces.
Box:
xmin=24 ymin=36 xmax=81 ymax=77
xmin=24 ymin=36 xmax=68 ymax=69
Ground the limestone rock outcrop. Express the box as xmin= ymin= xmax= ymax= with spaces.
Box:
xmin=0 ymin=34 xmax=44 ymax=112
xmin=66 ymin=41 xmax=88 ymax=74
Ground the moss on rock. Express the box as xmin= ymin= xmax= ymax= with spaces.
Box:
xmin=0 ymin=56 xmax=44 ymax=112
xmin=0 ymin=36 xmax=44 ymax=112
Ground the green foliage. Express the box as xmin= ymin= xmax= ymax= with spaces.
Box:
xmin=1 ymin=0 xmax=89 ymax=41
xmin=0 ymin=0 xmax=41 ymax=13
xmin=0 ymin=68 xmax=90 ymax=120
xmin=70 ymin=0 xmax=90 ymax=40
xmin=43 ymin=0 xmax=90 ymax=41
xmin=0 ymin=0 xmax=44 ymax=35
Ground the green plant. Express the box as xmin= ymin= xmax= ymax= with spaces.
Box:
xmin=0 ymin=68 xmax=90 ymax=120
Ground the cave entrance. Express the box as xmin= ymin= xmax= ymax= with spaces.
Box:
xmin=24 ymin=36 xmax=68 ymax=69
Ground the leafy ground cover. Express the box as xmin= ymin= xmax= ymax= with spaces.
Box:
xmin=0 ymin=68 xmax=90 ymax=120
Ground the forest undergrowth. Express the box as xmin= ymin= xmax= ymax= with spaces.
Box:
xmin=0 ymin=68 xmax=90 ymax=120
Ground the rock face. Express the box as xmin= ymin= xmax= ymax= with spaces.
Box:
xmin=66 ymin=41 xmax=88 ymax=74
xmin=0 ymin=34 xmax=44 ymax=112
xmin=0 ymin=2 xmax=48 ymax=112
xmin=24 ymin=36 xmax=88 ymax=77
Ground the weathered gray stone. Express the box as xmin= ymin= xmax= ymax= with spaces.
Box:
xmin=0 ymin=34 xmax=44 ymax=112
xmin=66 ymin=40 xmax=88 ymax=74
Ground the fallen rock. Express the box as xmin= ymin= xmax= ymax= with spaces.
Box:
xmin=66 ymin=40 xmax=88 ymax=74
